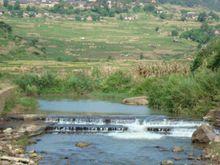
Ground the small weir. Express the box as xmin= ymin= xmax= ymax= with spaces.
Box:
xmin=45 ymin=115 xmax=205 ymax=137
xmin=46 ymin=124 xmax=127 ymax=133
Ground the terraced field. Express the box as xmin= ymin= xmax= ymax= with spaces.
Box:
xmin=0 ymin=13 xmax=199 ymax=61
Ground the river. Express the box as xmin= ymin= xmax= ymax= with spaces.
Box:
xmin=26 ymin=99 xmax=207 ymax=165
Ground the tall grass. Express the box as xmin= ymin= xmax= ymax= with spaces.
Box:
xmin=132 ymin=69 xmax=220 ymax=117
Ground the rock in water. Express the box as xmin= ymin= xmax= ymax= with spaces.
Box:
xmin=192 ymin=124 xmax=216 ymax=143
xmin=161 ymin=160 xmax=174 ymax=165
xmin=75 ymin=142 xmax=91 ymax=148
xmin=122 ymin=96 xmax=148 ymax=105
xmin=172 ymin=146 xmax=184 ymax=152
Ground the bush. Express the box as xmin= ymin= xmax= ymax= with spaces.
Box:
xmin=180 ymin=29 xmax=209 ymax=44
xmin=101 ymin=71 xmax=132 ymax=93
xmin=15 ymin=72 xmax=59 ymax=93
xmin=197 ymin=12 xmax=208 ymax=22
xmin=67 ymin=73 xmax=94 ymax=93
xmin=143 ymin=4 xmax=156 ymax=13
xmin=0 ymin=21 xmax=12 ymax=33
xmin=26 ymin=85 xmax=38 ymax=96
xmin=171 ymin=30 xmax=179 ymax=36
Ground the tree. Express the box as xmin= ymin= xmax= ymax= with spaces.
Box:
xmin=209 ymin=11 xmax=219 ymax=21
xmin=197 ymin=12 xmax=207 ymax=22
xmin=143 ymin=4 xmax=156 ymax=13
xmin=191 ymin=38 xmax=220 ymax=71
xmin=0 ymin=21 xmax=12 ymax=33
xmin=3 ymin=0 xmax=9 ymax=8
xmin=14 ymin=0 xmax=21 ymax=10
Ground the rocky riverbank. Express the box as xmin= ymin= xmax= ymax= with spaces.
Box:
xmin=0 ymin=114 xmax=46 ymax=165
xmin=192 ymin=109 xmax=220 ymax=164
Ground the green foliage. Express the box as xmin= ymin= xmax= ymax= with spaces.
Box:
xmin=208 ymin=11 xmax=219 ymax=21
xmin=155 ymin=27 xmax=160 ymax=32
xmin=67 ymin=73 xmax=95 ymax=93
xmin=180 ymin=23 xmax=218 ymax=44
xmin=159 ymin=13 xmax=172 ymax=20
xmin=157 ymin=0 xmax=220 ymax=11
xmin=26 ymin=85 xmax=38 ymax=96
xmin=191 ymin=38 xmax=220 ymax=71
xmin=133 ymin=70 xmax=220 ymax=117
xmin=18 ymin=97 xmax=37 ymax=109
xmin=15 ymin=72 xmax=59 ymax=93
xmin=132 ymin=5 xmax=142 ymax=13
xmin=180 ymin=29 xmax=209 ymax=44
xmin=3 ymin=94 xmax=16 ymax=114
xmin=14 ymin=0 xmax=21 ymax=11
xmin=143 ymin=4 xmax=156 ymax=13
xmin=171 ymin=30 xmax=178 ymax=36
xmin=3 ymin=0 xmax=9 ymax=8
xmin=197 ymin=12 xmax=208 ymax=22
xmin=101 ymin=71 xmax=132 ymax=93
xmin=0 ymin=21 xmax=12 ymax=33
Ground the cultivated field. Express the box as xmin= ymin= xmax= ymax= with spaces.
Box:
xmin=0 ymin=13 xmax=199 ymax=61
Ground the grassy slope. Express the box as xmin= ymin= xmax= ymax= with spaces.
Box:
xmin=0 ymin=13 xmax=199 ymax=61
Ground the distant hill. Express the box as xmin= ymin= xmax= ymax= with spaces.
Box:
xmin=157 ymin=0 xmax=220 ymax=11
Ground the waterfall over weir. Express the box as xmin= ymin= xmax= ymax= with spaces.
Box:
xmin=45 ymin=115 xmax=205 ymax=139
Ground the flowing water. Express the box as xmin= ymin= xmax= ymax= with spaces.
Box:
xmin=27 ymin=99 xmax=208 ymax=165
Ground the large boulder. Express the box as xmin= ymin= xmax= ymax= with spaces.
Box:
xmin=122 ymin=96 xmax=148 ymax=105
xmin=192 ymin=124 xmax=216 ymax=143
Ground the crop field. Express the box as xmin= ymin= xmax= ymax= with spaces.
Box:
xmin=0 ymin=13 xmax=199 ymax=61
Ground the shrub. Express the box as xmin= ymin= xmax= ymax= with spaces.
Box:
xmin=15 ymin=72 xmax=59 ymax=93
xmin=15 ymin=73 xmax=38 ymax=92
xmin=0 ymin=21 xmax=12 ymax=33
xmin=26 ymin=85 xmax=38 ymax=96
xmin=143 ymin=4 xmax=156 ymax=13
xmin=67 ymin=73 xmax=94 ymax=93
xmin=101 ymin=71 xmax=132 ymax=93
xmin=171 ymin=30 xmax=179 ymax=36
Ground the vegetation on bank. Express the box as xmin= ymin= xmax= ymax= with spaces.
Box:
xmin=2 ymin=91 xmax=37 ymax=115
xmin=8 ymin=38 xmax=218 ymax=117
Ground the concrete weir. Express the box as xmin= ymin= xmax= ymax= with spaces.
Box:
xmin=44 ymin=115 xmax=205 ymax=135
xmin=46 ymin=124 xmax=128 ymax=133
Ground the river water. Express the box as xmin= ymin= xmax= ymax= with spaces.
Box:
xmin=26 ymin=99 xmax=207 ymax=165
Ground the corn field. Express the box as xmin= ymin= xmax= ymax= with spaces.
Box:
xmin=136 ymin=61 xmax=190 ymax=78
